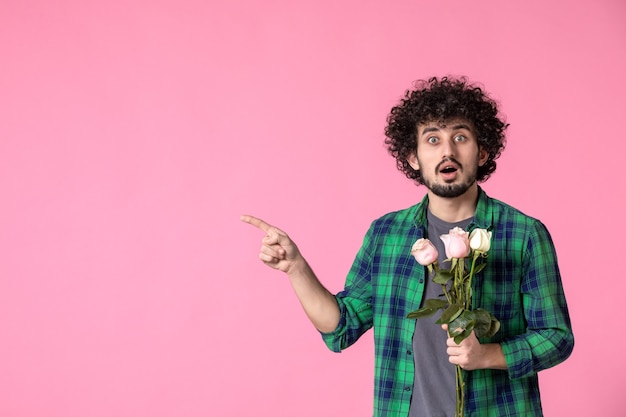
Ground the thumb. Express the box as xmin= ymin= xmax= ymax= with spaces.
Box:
xmin=262 ymin=229 xmax=288 ymax=259
xmin=263 ymin=228 xmax=284 ymax=245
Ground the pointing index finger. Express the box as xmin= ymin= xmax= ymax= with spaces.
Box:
xmin=240 ymin=215 xmax=272 ymax=232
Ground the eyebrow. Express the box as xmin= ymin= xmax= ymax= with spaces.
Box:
xmin=420 ymin=123 xmax=472 ymax=136
xmin=421 ymin=126 xmax=440 ymax=135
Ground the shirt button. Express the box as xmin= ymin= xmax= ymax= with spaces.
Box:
xmin=406 ymin=350 xmax=412 ymax=355
xmin=419 ymin=278 xmax=424 ymax=283
xmin=404 ymin=386 xmax=411 ymax=392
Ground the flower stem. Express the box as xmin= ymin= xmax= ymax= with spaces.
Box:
xmin=441 ymin=283 xmax=452 ymax=304
xmin=455 ymin=259 xmax=465 ymax=309
xmin=456 ymin=365 xmax=465 ymax=417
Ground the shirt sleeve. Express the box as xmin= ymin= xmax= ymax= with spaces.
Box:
xmin=500 ymin=221 xmax=575 ymax=379
xmin=320 ymin=223 xmax=375 ymax=352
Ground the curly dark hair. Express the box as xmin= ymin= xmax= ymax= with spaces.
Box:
xmin=384 ymin=76 xmax=508 ymax=185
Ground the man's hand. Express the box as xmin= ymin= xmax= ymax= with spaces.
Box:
xmin=241 ymin=214 xmax=341 ymax=332
xmin=442 ymin=324 xmax=507 ymax=371
xmin=240 ymin=215 xmax=303 ymax=274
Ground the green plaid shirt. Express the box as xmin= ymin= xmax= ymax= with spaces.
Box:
xmin=321 ymin=187 xmax=574 ymax=416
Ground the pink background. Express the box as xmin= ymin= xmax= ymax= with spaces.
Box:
xmin=1 ymin=0 xmax=624 ymax=416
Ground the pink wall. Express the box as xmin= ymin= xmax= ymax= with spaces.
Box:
xmin=1 ymin=0 xmax=624 ymax=416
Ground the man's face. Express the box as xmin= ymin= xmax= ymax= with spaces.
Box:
xmin=408 ymin=118 xmax=488 ymax=198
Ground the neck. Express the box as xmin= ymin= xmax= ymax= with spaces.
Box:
xmin=426 ymin=184 xmax=479 ymax=222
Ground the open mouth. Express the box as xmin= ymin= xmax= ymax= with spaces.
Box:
xmin=440 ymin=166 xmax=458 ymax=174
xmin=437 ymin=158 xmax=462 ymax=179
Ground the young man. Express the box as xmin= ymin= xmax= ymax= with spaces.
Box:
xmin=241 ymin=77 xmax=574 ymax=416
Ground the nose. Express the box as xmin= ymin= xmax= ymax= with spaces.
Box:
xmin=441 ymin=138 xmax=456 ymax=158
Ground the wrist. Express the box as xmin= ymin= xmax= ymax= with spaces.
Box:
xmin=286 ymin=255 xmax=310 ymax=278
xmin=482 ymin=343 xmax=507 ymax=370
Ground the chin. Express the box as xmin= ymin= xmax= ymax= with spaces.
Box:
xmin=429 ymin=183 xmax=473 ymax=198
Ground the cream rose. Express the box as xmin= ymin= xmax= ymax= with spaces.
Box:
xmin=469 ymin=228 xmax=492 ymax=253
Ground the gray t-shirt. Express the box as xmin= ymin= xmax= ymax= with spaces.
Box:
xmin=408 ymin=210 xmax=472 ymax=417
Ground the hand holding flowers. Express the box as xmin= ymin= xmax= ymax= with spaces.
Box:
xmin=407 ymin=227 xmax=499 ymax=417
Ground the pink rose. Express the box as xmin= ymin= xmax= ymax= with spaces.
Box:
xmin=440 ymin=227 xmax=471 ymax=259
xmin=411 ymin=238 xmax=439 ymax=266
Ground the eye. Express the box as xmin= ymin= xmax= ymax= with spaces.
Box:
xmin=454 ymin=134 xmax=467 ymax=142
xmin=427 ymin=136 xmax=439 ymax=144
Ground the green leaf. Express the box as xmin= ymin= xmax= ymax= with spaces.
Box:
xmin=433 ymin=270 xmax=453 ymax=285
xmin=454 ymin=327 xmax=474 ymax=344
xmin=448 ymin=310 xmax=476 ymax=338
xmin=407 ymin=308 xmax=436 ymax=319
xmin=472 ymin=308 xmax=501 ymax=338
xmin=450 ymin=258 xmax=459 ymax=270
xmin=472 ymin=309 xmax=492 ymax=336
xmin=474 ymin=308 xmax=491 ymax=323
xmin=424 ymin=298 xmax=449 ymax=309
xmin=407 ymin=298 xmax=448 ymax=319
xmin=436 ymin=303 xmax=464 ymax=325
xmin=486 ymin=317 xmax=501 ymax=338
xmin=473 ymin=263 xmax=487 ymax=275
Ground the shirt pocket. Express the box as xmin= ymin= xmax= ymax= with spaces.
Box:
xmin=475 ymin=264 xmax=522 ymax=322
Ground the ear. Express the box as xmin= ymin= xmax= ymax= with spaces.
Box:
xmin=407 ymin=151 xmax=420 ymax=170
xmin=478 ymin=147 xmax=489 ymax=167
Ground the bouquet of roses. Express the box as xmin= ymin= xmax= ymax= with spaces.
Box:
xmin=407 ymin=227 xmax=500 ymax=417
